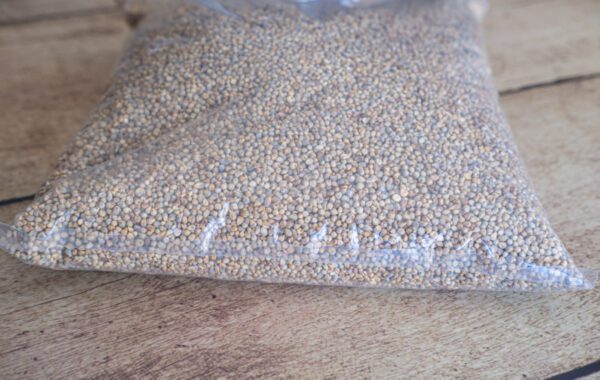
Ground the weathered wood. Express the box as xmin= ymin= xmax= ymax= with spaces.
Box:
xmin=0 ymin=13 xmax=130 ymax=200
xmin=0 ymin=0 xmax=116 ymax=24
xmin=486 ymin=0 xmax=600 ymax=91
xmin=0 ymin=1 xmax=599 ymax=377
xmin=0 ymin=201 xmax=27 ymax=224
xmin=0 ymin=77 xmax=598 ymax=379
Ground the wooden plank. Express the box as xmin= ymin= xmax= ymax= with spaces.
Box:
xmin=0 ymin=4 xmax=598 ymax=375
xmin=0 ymin=0 xmax=116 ymax=25
xmin=0 ymin=13 xmax=130 ymax=200
xmin=486 ymin=0 xmax=600 ymax=92
xmin=0 ymin=201 xmax=28 ymax=224
xmin=0 ymin=77 xmax=598 ymax=379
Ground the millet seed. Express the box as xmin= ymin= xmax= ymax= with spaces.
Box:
xmin=8 ymin=0 xmax=592 ymax=290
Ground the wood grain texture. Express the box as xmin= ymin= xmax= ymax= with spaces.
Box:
xmin=0 ymin=0 xmax=116 ymax=24
xmin=0 ymin=77 xmax=598 ymax=379
xmin=486 ymin=0 xmax=600 ymax=92
xmin=0 ymin=13 xmax=130 ymax=200
xmin=0 ymin=202 xmax=28 ymax=224
xmin=0 ymin=1 xmax=599 ymax=378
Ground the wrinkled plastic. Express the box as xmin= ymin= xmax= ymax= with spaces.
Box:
xmin=0 ymin=0 xmax=596 ymax=290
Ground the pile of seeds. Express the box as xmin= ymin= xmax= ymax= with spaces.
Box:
xmin=6 ymin=0 xmax=593 ymax=290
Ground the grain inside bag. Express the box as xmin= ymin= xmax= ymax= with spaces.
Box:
xmin=0 ymin=0 xmax=595 ymax=290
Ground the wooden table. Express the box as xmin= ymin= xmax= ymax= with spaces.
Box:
xmin=0 ymin=1 xmax=599 ymax=378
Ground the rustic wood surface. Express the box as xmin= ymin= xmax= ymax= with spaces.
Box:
xmin=0 ymin=0 xmax=114 ymax=24
xmin=485 ymin=0 xmax=600 ymax=92
xmin=0 ymin=0 xmax=599 ymax=378
xmin=0 ymin=12 xmax=128 ymax=200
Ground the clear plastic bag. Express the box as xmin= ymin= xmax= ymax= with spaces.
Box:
xmin=0 ymin=0 xmax=596 ymax=290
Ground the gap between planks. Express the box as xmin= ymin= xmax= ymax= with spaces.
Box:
xmin=499 ymin=72 xmax=600 ymax=96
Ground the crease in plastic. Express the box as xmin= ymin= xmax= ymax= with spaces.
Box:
xmin=1 ymin=220 xmax=596 ymax=291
